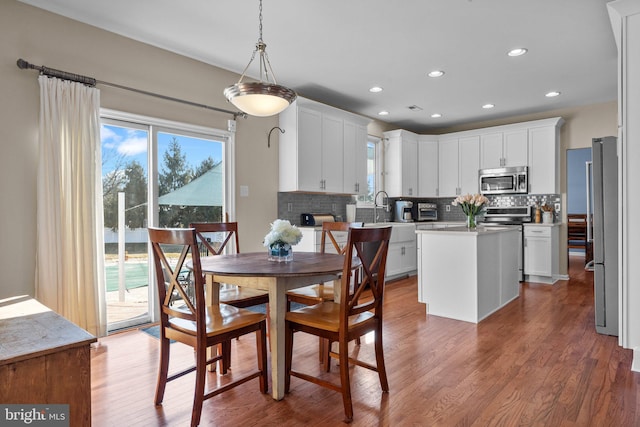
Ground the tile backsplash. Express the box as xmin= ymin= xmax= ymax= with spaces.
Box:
xmin=278 ymin=192 xmax=561 ymax=225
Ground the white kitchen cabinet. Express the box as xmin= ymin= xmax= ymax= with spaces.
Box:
xmin=321 ymin=113 xmax=344 ymax=193
xmin=480 ymin=130 xmax=528 ymax=169
xmin=438 ymin=136 xmax=480 ymax=197
xmin=418 ymin=136 xmax=439 ymax=197
xmin=383 ymin=130 xmax=419 ymax=197
xmin=343 ymin=122 xmax=368 ymax=195
xmin=524 ymin=224 xmax=559 ymax=284
xmin=279 ymin=97 xmax=370 ymax=194
xmin=527 ymin=119 xmax=564 ymax=194
xmin=438 ymin=137 xmax=459 ymax=197
xmin=459 ymin=136 xmax=480 ymax=195
xmin=298 ymin=227 xmax=348 ymax=253
xmin=385 ymin=223 xmax=417 ymax=279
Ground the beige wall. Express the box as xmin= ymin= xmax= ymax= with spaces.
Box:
xmin=0 ymin=1 xmax=618 ymax=299
xmin=0 ymin=1 xmax=281 ymax=299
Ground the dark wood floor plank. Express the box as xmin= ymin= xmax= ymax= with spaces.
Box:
xmin=91 ymin=256 xmax=640 ymax=426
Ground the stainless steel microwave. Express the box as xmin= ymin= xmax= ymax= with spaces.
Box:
xmin=479 ymin=166 xmax=528 ymax=195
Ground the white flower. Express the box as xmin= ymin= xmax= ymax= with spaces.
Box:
xmin=452 ymin=194 xmax=489 ymax=216
xmin=263 ymin=219 xmax=303 ymax=248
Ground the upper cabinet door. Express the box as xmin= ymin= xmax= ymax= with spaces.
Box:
xmin=458 ymin=136 xmax=480 ymax=195
xmin=438 ymin=138 xmax=459 ymax=197
xmin=321 ymin=114 xmax=344 ymax=193
xmin=480 ymin=133 xmax=504 ymax=169
xmin=296 ymin=107 xmax=323 ymax=191
xmin=503 ymin=129 xmax=528 ymax=167
xmin=418 ymin=137 xmax=438 ymax=197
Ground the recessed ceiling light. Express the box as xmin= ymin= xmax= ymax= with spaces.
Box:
xmin=378 ymin=111 xmax=389 ymax=116
xmin=507 ymin=48 xmax=528 ymax=57
xmin=545 ymin=91 xmax=561 ymax=97
xmin=482 ymin=104 xmax=495 ymax=109
xmin=369 ymin=86 xmax=383 ymax=93
xmin=431 ymin=113 xmax=442 ymax=118
xmin=428 ymin=70 xmax=445 ymax=78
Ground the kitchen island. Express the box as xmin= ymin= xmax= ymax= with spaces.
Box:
xmin=416 ymin=226 xmax=520 ymax=323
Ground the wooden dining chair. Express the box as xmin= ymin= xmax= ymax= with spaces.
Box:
xmin=286 ymin=221 xmax=363 ymax=308
xmin=190 ymin=222 xmax=271 ymax=369
xmin=148 ymin=227 xmax=268 ymax=427
xmin=189 ymin=222 xmax=270 ymax=309
xmin=284 ymin=226 xmax=392 ymax=423
xmin=286 ymin=221 xmax=363 ymax=364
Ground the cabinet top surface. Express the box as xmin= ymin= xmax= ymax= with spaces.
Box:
xmin=524 ymin=223 xmax=561 ymax=228
xmin=0 ymin=296 xmax=97 ymax=365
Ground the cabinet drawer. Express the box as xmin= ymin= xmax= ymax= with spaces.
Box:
xmin=390 ymin=225 xmax=416 ymax=243
xmin=524 ymin=226 xmax=551 ymax=238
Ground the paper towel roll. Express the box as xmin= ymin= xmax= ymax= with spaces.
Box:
xmin=346 ymin=204 xmax=356 ymax=222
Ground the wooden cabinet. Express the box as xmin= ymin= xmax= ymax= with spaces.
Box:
xmin=383 ymin=130 xmax=419 ymax=197
xmin=438 ymin=136 xmax=480 ymax=197
xmin=480 ymin=130 xmax=528 ymax=169
xmin=0 ymin=296 xmax=97 ymax=426
xmin=279 ymin=97 xmax=370 ymax=194
xmin=524 ymin=224 xmax=559 ymax=283
xmin=418 ymin=136 xmax=439 ymax=197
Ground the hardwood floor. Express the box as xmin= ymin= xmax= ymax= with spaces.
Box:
xmin=91 ymin=256 xmax=640 ymax=426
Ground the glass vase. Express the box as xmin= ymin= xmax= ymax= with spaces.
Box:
xmin=268 ymin=244 xmax=293 ymax=262
xmin=466 ymin=214 xmax=477 ymax=229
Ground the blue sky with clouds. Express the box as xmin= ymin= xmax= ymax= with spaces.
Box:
xmin=101 ymin=124 xmax=223 ymax=178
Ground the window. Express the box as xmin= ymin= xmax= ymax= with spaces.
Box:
xmin=357 ymin=135 xmax=382 ymax=206
xmin=100 ymin=110 xmax=234 ymax=330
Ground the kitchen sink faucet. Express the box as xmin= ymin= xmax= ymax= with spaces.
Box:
xmin=373 ymin=190 xmax=390 ymax=223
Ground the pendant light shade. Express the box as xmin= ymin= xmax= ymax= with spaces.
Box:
xmin=224 ymin=82 xmax=296 ymax=117
xmin=224 ymin=0 xmax=296 ymax=117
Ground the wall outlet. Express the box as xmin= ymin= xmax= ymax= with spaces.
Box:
xmin=445 ymin=205 xmax=451 ymax=212
xmin=332 ymin=203 xmax=336 ymax=212
xmin=287 ymin=203 xmax=293 ymax=212
xmin=555 ymin=203 xmax=561 ymax=212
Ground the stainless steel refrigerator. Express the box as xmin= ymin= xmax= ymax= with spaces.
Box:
xmin=587 ymin=136 xmax=618 ymax=336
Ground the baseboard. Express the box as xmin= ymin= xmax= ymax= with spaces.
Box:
xmin=632 ymin=348 xmax=640 ymax=372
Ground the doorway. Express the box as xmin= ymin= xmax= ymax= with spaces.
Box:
xmin=566 ymin=148 xmax=592 ymax=264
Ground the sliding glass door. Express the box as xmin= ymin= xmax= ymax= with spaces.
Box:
xmin=100 ymin=113 xmax=229 ymax=331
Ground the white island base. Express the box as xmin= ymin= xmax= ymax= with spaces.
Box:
xmin=416 ymin=226 xmax=520 ymax=323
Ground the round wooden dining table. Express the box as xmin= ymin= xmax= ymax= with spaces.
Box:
xmin=198 ymin=251 xmax=347 ymax=400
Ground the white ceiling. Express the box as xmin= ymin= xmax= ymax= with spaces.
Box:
xmin=19 ymin=0 xmax=618 ymax=132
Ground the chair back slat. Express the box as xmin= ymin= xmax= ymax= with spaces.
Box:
xmin=320 ymin=222 xmax=363 ymax=255
xmin=148 ymin=227 xmax=205 ymax=336
xmin=340 ymin=226 xmax=392 ymax=321
xmin=190 ymin=222 xmax=240 ymax=256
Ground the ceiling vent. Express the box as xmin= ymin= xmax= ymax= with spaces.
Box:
xmin=408 ymin=105 xmax=423 ymax=111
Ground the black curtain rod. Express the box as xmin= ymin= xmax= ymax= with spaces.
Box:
xmin=17 ymin=58 xmax=246 ymax=119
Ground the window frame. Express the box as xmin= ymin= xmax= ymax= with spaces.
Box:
xmin=100 ymin=108 xmax=235 ymax=328
xmin=356 ymin=135 xmax=383 ymax=207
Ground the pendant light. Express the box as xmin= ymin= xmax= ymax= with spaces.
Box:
xmin=224 ymin=0 xmax=296 ymax=117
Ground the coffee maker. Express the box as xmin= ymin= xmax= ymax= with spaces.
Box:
xmin=394 ymin=200 xmax=414 ymax=222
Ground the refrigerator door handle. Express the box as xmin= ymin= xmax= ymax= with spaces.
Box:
xmin=585 ymin=160 xmax=593 ymax=243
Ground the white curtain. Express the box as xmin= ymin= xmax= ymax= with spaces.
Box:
xmin=36 ymin=75 xmax=107 ymax=337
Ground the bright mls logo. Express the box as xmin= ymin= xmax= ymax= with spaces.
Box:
xmin=0 ymin=405 xmax=69 ymax=426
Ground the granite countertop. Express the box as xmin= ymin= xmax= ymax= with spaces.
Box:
xmin=415 ymin=225 xmax=521 ymax=235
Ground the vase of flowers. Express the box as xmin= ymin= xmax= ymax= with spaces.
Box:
xmin=264 ymin=219 xmax=303 ymax=262
xmin=452 ymin=194 xmax=490 ymax=229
